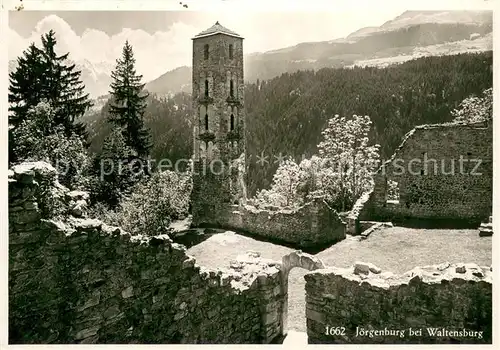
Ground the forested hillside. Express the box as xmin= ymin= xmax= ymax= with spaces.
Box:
xmin=86 ymin=92 xmax=193 ymax=168
xmin=245 ymin=51 xmax=492 ymax=194
xmin=84 ymin=51 xmax=493 ymax=195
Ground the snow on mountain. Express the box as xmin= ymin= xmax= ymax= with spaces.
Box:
xmin=347 ymin=10 xmax=492 ymax=39
xmin=348 ymin=32 xmax=493 ymax=69
xmin=345 ymin=26 xmax=380 ymax=39
xmin=8 ymin=60 xmax=18 ymax=74
xmin=382 ymin=10 xmax=492 ymax=29
xmin=70 ymin=59 xmax=113 ymax=98
xmin=8 ymin=58 xmax=113 ymax=98
xmin=73 ymin=59 xmax=114 ymax=81
xmin=8 ymin=10 xmax=493 ymax=98
xmin=145 ymin=10 xmax=492 ymax=95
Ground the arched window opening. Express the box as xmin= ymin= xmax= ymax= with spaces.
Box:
xmin=200 ymin=142 xmax=206 ymax=159
xmin=205 ymin=114 xmax=209 ymax=131
xmin=386 ymin=179 xmax=400 ymax=205
xmin=204 ymin=80 xmax=209 ymax=98
xmin=230 ymin=114 xmax=235 ymax=131
xmin=207 ymin=141 xmax=214 ymax=159
xmin=229 ymin=44 xmax=233 ymax=59
xmin=230 ymin=80 xmax=234 ymax=98
xmin=204 ymin=44 xmax=209 ymax=60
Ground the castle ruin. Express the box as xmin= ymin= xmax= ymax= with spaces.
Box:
xmin=189 ymin=22 xmax=346 ymax=248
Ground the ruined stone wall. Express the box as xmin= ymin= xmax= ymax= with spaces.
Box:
xmin=355 ymin=122 xmax=492 ymax=227
xmin=305 ymin=263 xmax=492 ymax=344
xmin=209 ymin=198 xmax=346 ymax=248
xmin=9 ymin=162 xmax=283 ymax=344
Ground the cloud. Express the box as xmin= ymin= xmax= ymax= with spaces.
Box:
xmin=9 ymin=15 xmax=198 ymax=81
xmin=6 ymin=9 xmax=425 ymax=81
xmin=8 ymin=27 xmax=28 ymax=60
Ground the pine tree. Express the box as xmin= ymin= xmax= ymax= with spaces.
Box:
xmin=39 ymin=30 xmax=91 ymax=138
xmin=109 ymin=41 xmax=151 ymax=157
xmin=90 ymin=127 xmax=139 ymax=208
xmin=9 ymin=30 xmax=91 ymax=139
xmin=8 ymin=43 xmax=45 ymax=127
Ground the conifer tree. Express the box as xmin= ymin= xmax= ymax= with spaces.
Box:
xmin=39 ymin=30 xmax=91 ymax=138
xmin=90 ymin=127 xmax=139 ymax=207
xmin=109 ymin=41 xmax=151 ymax=157
xmin=9 ymin=43 xmax=44 ymax=126
xmin=9 ymin=30 xmax=91 ymax=139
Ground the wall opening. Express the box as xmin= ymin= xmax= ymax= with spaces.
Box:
xmin=230 ymin=114 xmax=235 ymax=131
xmin=204 ymin=80 xmax=209 ymax=97
xmin=205 ymin=114 xmax=209 ymax=131
xmin=230 ymin=80 xmax=234 ymax=98
xmin=280 ymin=251 xmax=325 ymax=339
xmin=386 ymin=179 xmax=400 ymax=204
xmin=229 ymin=44 xmax=233 ymax=59
xmin=285 ymin=268 xmax=308 ymax=337
xmin=204 ymin=44 xmax=209 ymax=60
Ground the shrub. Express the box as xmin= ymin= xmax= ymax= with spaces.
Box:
xmin=452 ymin=88 xmax=492 ymax=124
xmin=92 ymin=170 xmax=193 ymax=236
xmin=10 ymin=102 xmax=91 ymax=190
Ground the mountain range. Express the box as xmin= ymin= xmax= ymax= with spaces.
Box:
xmin=8 ymin=10 xmax=492 ymax=98
xmin=145 ymin=10 xmax=492 ymax=96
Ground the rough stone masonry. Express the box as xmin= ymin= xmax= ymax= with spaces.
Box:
xmin=305 ymin=262 xmax=492 ymax=344
xmin=190 ymin=22 xmax=248 ymax=227
xmin=9 ymin=162 xmax=492 ymax=344
xmin=214 ymin=200 xmax=346 ymax=248
xmin=348 ymin=120 xmax=492 ymax=233
xmin=9 ymin=162 xmax=285 ymax=344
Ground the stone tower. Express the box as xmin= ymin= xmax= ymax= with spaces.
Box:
xmin=191 ymin=22 xmax=247 ymax=226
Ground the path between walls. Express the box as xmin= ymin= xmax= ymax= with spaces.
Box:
xmin=282 ymin=330 xmax=308 ymax=345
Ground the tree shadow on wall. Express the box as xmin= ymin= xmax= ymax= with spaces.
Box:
xmin=169 ymin=228 xmax=225 ymax=249
xmin=392 ymin=217 xmax=482 ymax=229
xmin=183 ymin=223 xmax=335 ymax=254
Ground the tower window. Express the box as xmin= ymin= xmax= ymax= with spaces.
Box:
xmin=204 ymin=79 xmax=209 ymax=97
xmin=205 ymin=114 xmax=209 ymax=131
xmin=204 ymin=44 xmax=209 ymax=60
xmin=230 ymin=80 xmax=234 ymax=98
xmin=229 ymin=44 xmax=233 ymax=59
xmin=230 ymin=114 xmax=235 ymax=131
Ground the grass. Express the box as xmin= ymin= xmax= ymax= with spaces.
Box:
xmin=186 ymin=227 xmax=492 ymax=333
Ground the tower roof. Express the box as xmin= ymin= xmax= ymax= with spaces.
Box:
xmin=193 ymin=21 xmax=243 ymax=39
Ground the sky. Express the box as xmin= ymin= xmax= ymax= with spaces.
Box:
xmin=7 ymin=0 xmax=493 ymax=82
